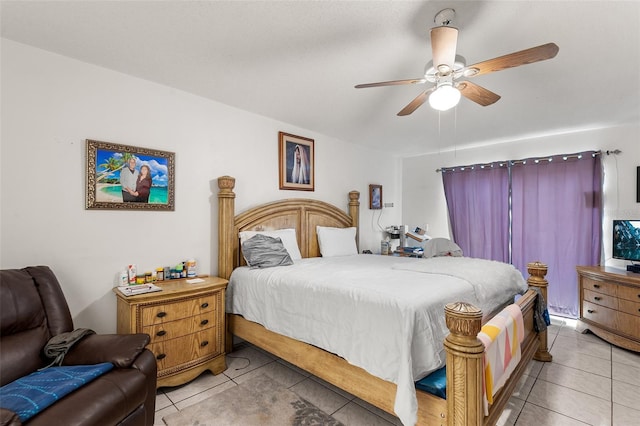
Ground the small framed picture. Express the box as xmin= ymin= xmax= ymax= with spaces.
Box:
xmin=278 ymin=132 xmax=315 ymax=191
xmin=86 ymin=139 xmax=175 ymax=210
xmin=369 ymin=184 xmax=382 ymax=210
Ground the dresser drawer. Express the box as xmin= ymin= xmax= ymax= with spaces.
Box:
xmin=141 ymin=294 xmax=217 ymax=326
xmin=144 ymin=312 xmax=214 ymax=342
xmin=616 ymin=309 xmax=640 ymax=340
xmin=583 ymin=288 xmax=618 ymax=310
xmin=582 ymin=277 xmax=617 ymax=297
xmin=617 ymin=285 xmax=640 ymax=303
xmin=582 ymin=300 xmax=618 ymax=330
xmin=149 ymin=327 xmax=220 ymax=371
xmin=618 ymin=298 xmax=640 ymax=318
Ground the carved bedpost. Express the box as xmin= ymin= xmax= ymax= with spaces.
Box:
xmin=348 ymin=190 xmax=360 ymax=250
xmin=528 ymin=261 xmax=553 ymax=362
xmin=444 ymin=302 xmax=484 ymax=426
xmin=217 ymin=176 xmax=236 ymax=280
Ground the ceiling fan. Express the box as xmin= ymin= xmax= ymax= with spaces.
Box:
xmin=355 ymin=8 xmax=559 ymax=115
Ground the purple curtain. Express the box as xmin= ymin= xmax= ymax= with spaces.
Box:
xmin=511 ymin=153 xmax=602 ymax=318
xmin=442 ymin=165 xmax=509 ymax=262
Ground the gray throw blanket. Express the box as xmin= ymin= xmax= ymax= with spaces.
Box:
xmin=40 ymin=328 xmax=95 ymax=369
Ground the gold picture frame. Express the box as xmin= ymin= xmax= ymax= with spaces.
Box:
xmin=278 ymin=132 xmax=315 ymax=191
xmin=369 ymin=184 xmax=382 ymax=209
xmin=86 ymin=139 xmax=175 ymax=210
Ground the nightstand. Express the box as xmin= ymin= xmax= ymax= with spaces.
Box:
xmin=114 ymin=275 xmax=229 ymax=387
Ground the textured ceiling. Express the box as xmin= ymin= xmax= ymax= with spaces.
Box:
xmin=2 ymin=1 xmax=639 ymax=156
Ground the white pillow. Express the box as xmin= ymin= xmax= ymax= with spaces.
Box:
xmin=316 ymin=226 xmax=358 ymax=257
xmin=239 ymin=228 xmax=302 ymax=260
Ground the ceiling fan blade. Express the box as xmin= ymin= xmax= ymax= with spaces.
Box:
xmin=431 ymin=26 xmax=458 ymax=71
xmin=397 ymin=88 xmax=435 ymax=116
xmin=457 ymin=81 xmax=501 ymax=106
xmin=464 ymin=42 xmax=559 ymax=77
xmin=355 ymin=78 xmax=426 ymax=89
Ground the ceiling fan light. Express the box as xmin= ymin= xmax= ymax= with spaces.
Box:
xmin=428 ymin=84 xmax=461 ymax=111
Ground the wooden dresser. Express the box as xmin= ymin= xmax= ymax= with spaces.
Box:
xmin=114 ymin=275 xmax=229 ymax=387
xmin=576 ymin=266 xmax=640 ymax=352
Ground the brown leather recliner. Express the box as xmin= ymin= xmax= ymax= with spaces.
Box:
xmin=0 ymin=266 xmax=157 ymax=425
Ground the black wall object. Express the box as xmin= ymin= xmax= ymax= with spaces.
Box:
xmin=637 ymin=166 xmax=640 ymax=203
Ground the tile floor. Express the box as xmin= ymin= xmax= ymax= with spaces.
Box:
xmin=154 ymin=318 xmax=640 ymax=425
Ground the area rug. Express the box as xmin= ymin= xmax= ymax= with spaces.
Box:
xmin=162 ymin=374 xmax=344 ymax=426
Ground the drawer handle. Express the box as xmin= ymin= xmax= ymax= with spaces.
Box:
xmin=587 ymin=309 xmax=595 ymax=314
xmin=156 ymin=330 xmax=167 ymax=337
xmin=594 ymin=296 xmax=602 ymax=301
xmin=593 ymin=284 xmax=600 ymax=289
xmin=156 ymin=312 xmax=167 ymax=318
xmin=156 ymin=353 xmax=166 ymax=360
xmin=200 ymin=340 xmax=209 ymax=347
xmin=200 ymin=319 xmax=209 ymax=326
xmin=201 ymin=302 xmax=209 ymax=309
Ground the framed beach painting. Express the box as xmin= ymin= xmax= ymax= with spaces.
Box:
xmin=278 ymin=131 xmax=314 ymax=191
xmin=86 ymin=139 xmax=175 ymax=210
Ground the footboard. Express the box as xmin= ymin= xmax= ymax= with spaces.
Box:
xmin=444 ymin=261 xmax=551 ymax=426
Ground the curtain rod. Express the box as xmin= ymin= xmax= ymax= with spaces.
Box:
xmin=435 ymin=149 xmax=615 ymax=173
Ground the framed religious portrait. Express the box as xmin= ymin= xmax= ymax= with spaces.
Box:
xmin=278 ymin=131 xmax=315 ymax=191
xmin=86 ymin=139 xmax=175 ymax=210
xmin=369 ymin=184 xmax=382 ymax=209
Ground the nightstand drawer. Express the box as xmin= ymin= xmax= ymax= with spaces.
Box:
xmin=583 ymin=289 xmax=618 ymax=310
xmin=582 ymin=277 xmax=617 ymax=296
xmin=149 ymin=327 xmax=220 ymax=371
xmin=141 ymin=295 xmax=216 ymax=326
xmin=144 ymin=312 xmax=214 ymax=342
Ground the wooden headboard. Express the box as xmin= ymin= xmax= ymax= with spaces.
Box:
xmin=217 ymin=176 xmax=360 ymax=280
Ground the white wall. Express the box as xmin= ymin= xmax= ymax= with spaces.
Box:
xmin=402 ymin=125 xmax=640 ymax=269
xmin=0 ymin=39 xmax=401 ymax=332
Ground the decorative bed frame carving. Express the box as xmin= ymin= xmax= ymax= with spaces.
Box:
xmin=217 ymin=175 xmax=552 ymax=426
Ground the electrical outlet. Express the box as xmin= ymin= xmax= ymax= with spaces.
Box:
xmin=384 ymin=202 xmax=394 ymax=208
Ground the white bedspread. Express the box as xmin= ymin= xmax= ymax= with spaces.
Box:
xmin=226 ymin=255 xmax=527 ymax=426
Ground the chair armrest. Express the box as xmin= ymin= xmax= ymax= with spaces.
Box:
xmin=62 ymin=334 xmax=150 ymax=368
xmin=0 ymin=408 xmax=21 ymax=426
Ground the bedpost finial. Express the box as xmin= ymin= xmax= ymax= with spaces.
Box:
xmin=444 ymin=302 xmax=482 ymax=337
xmin=527 ymin=261 xmax=547 ymax=277
xmin=218 ymin=176 xmax=236 ymax=193
xmin=526 ymin=261 xmax=548 ymax=288
xmin=349 ymin=190 xmax=360 ymax=202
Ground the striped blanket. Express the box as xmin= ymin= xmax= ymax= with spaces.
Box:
xmin=477 ymin=304 xmax=524 ymax=415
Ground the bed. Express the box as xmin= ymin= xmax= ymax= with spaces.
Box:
xmin=217 ymin=175 xmax=552 ymax=426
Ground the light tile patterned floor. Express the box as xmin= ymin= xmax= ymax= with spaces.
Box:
xmin=154 ymin=318 xmax=640 ymax=425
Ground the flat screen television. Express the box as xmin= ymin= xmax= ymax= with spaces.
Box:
xmin=613 ymin=220 xmax=640 ymax=263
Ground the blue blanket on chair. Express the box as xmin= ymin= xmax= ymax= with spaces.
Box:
xmin=0 ymin=363 xmax=114 ymax=422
